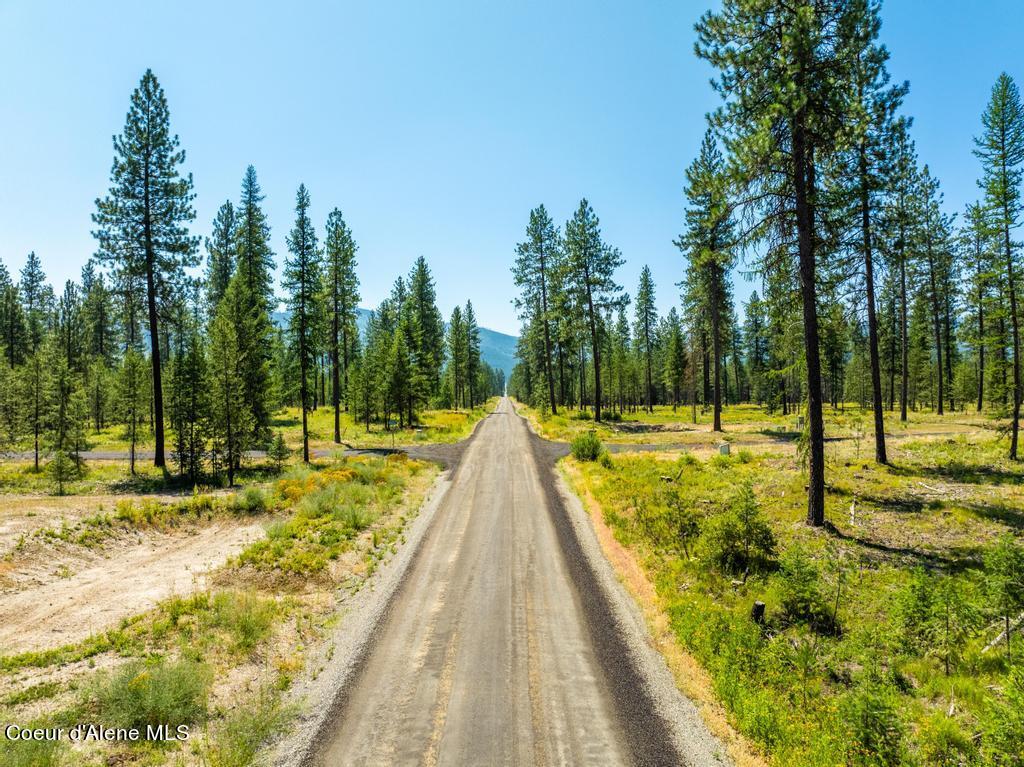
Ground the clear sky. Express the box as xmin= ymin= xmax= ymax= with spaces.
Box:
xmin=1 ymin=1 xmax=1021 ymax=336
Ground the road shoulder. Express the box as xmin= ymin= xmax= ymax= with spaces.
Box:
xmin=270 ymin=468 xmax=455 ymax=767
xmin=560 ymin=461 xmax=766 ymax=767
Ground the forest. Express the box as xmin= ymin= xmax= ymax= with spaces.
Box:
xmin=1 ymin=0 xmax=1023 ymax=765
xmin=507 ymin=2 xmax=1024 ymax=764
xmin=0 ymin=70 xmax=504 ymax=490
xmin=509 ymin=11 xmax=1024 ymax=528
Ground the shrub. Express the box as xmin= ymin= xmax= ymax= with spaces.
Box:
xmin=841 ymin=683 xmax=905 ymax=767
xmin=48 ymin=451 xmax=80 ymax=495
xmin=598 ymin=451 xmax=615 ymax=469
xmin=334 ymin=503 xmax=374 ymax=533
xmin=571 ymin=430 xmax=604 ymax=461
xmin=983 ymin=664 xmax=1024 ymax=764
xmin=86 ymin=659 xmax=211 ymax=729
xmin=777 ymin=546 xmax=836 ymax=633
xmin=267 ymin=432 xmax=290 ymax=473
xmin=663 ymin=487 xmax=701 ymax=559
xmin=918 ymin=712 xmax=977 ymax=767
xmin=985 ymin=534 xmax=1024 ymax=661
xmin=210 ymin=591 xmax=276 ymax=653
xmin=896 ymin=568 xmax=934 ymax=651
xmin=700 ymin=482 xmax=776 ymax=576
xmin=230 ymin=486 xmax=270 ymax=515
xmin=205 ymin=690 xmax=290 ymax=767
xmin=572 ymin=409 xmax=593 ymax=421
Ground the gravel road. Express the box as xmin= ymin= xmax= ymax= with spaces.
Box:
xmin=301 ymin=397 xmax=729 ymax=767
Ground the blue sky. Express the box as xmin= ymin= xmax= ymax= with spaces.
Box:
xmin=1 ymin=1 xmax=1021 ymax=336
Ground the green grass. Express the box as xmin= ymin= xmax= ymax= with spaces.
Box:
xmin=565 ymin=426 xmax=1024 ymax=766
xmin=517 ymin=399 xmax=1001 ymax=447
xmin=0 ymin=452 xmax=438 ymax=767
xmin=270 ymin=398 xmax=498 ymax=451
xmin=84 ymin=657 xmax=212 ymax=730
xmin=22 ymin=488 xmax=275 ymax=551
xmin=237 ymin=455 xmax=424 ymax=577
xmin=0 ymin=734 xmax=65 ymax=767
xmin=203 ymin=688 xmax=293 ymax=767
xmin=0 ymin=400 xmax=492 ymax=497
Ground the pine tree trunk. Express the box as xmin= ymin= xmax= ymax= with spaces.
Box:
xmin=859 ymin=144 xmax=887 ymax=463
xmin=944 ymin=290 xmax=955 ymax=412
xmin=1005 ymin=215 xmax=1021 ymax=459
xmin=900 ymin=243 xmax=909 ymax=422
xmin=711 ymin=265 xmax=723 ymax=431
xmin=332 ymin=302 xmax=341 ymax=444
xmin=926 ymin=244 xmax=945 ymax=415
xmin=793 ymin=117 xmax=826 ymax=527
xmin=978 ymin=276 xmax=985 ymax=411
xmin=142 ymin=176 xmax=166 ymax=468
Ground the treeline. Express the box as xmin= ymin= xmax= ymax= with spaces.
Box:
xmin=0 ymin=70 xmax=502 ymax=487
xmin=512 ymin=0 xmax=1024 ymax=527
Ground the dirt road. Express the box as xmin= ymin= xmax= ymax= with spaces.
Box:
xmin=307 ymin=398 xmax=725 ymax=766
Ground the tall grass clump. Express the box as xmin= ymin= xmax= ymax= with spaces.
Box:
xmin=210 ymin=591 xmax=277 ymax=653
xmin=204 ymin=690 xmax=291 ymax=767
xmin=571 ymin=430 xmax=604 ymax=461
xmin=229 ymin=487 xmax=270 ymax=515
xmin=85 ymin=658 xmax=211 ymax=729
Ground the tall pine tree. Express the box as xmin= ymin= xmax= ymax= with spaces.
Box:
xmin=93 ymin=69 xmax=198 ymax=469
xmin=283 ymin=185 xmax=322 ymax=463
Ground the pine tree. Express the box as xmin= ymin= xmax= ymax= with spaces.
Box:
xmin=842 ymin=7 xmax=906 ymax=461
xmin=744 ymin=292 xmax=768 ymax=405
xmin=92 ymin=69 xmax=198 ymax=469
xmin=697 ymin=0 xmax=864 ymax=525
xmin=268 ymin=431 xmax=290 ymax=473
xmin=0 ymin=263 xmax=28 ymax=368
xmin=918 ymin=167 xmax=957 ymax=415
xmin=662 ymin=307 xmax=687 ymax=410
xmin=634 ymin=265 xmax=658 ymax=413
xmin=563 ymin=200 xmax=624 ymax=421
xmin=233 ymin=167 xmax=275 ymax=444
xmin=208 ymin=288 xmax=250 ymax=486
xmin=962 ymin=202 xmax=998 ymax=411
xmin=117 ymin=348 xmax=147 ymax=475
xmin=513 ymin=205 xmax=562 ymax=414
xmin=447 ymin=305 xmax=467 ymax=408
xmin=464 ymin=301 xmax=481 ymax=408
xmin=387 ymin=317 xmax=413 ymax=428
xmin=407 ymin=257 xmax=445 ymax=398
xmin=678 ymin=131 xmax=735 ymax=432
xmin=80 ymin=263 xmax=117 ymax=365
xmin=168 ymin=324 xmax=208 ymax=483
xmin=283 ymin=184 xmax=323 ymax=463
xmin=56 ymin=281 xmax=84 ymax=374
xmin=205 ymin=200 xmax=237 ymax=315
xmin=19 ymin=251 xmax=49 ymax=355
xmin=975 ymin=73 xmax=1024 ymax=458
xmin=324 ymin=209 xmax=360 ymax=441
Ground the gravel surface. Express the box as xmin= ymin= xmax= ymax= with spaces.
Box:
xmin=274 ymin=398 xmax=729 ymax=766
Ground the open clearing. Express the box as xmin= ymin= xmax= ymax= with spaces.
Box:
xmin=0 ymin=516 xmax=265 ymax=654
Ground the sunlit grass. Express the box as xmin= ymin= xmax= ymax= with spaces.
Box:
xmin=565 ymin=424 xmax=1024 ymax=766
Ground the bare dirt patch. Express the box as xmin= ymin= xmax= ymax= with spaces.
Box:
xmin=0 ymin=520 xmax=266 ymax=654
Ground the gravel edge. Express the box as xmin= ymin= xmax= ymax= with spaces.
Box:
xmin=268 ymin=469 xmax=455 ymax=767
xmin=554 ymin=470 xmax=732 ymax=767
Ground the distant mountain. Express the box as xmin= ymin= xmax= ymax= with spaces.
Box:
xmin=272 ymin=308 xmax=519 ymax=380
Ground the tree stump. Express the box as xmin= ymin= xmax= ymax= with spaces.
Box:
xmin=750 ymin=601 xmax=766 ymax=625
